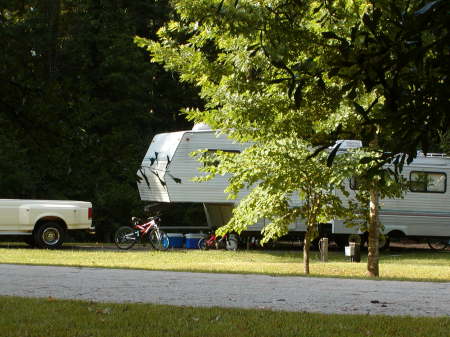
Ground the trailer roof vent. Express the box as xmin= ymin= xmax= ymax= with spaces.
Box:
xmin=192 ymin=123 xmax=212 ymax=131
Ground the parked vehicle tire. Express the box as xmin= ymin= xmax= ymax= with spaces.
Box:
xmin=427 ymin=238 xmax=449 ymax=251
xmin=225 ymin=237 xmax=238 ymax=251
xmin=114 ymin=226 xmax=137 ymax=250
xmin=149 ymin=229 xmax=169 ymax=251
xmin=34 ymin=222 xmax=65 ymax=249
xmin=198 ymin=238 xmax=207 ymax=250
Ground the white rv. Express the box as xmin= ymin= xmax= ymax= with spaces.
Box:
xmin=137 ymin=127 xmax=450 ymax=248
xmin=332 ymin=153 xmax=450 ymax=247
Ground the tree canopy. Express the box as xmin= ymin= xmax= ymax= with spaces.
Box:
xmin=147 ymin=0 xmax=448 ymax=163
xmin=144 ymin=0 xmax=448 ymax=275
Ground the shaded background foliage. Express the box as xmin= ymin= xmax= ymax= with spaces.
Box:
xmin=0 ymin=0 xmax=202 ymax=240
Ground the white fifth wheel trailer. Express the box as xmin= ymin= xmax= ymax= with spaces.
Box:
xmin=335 ymin=152 xmax=450 ymax=248
xmin=136 ymin=126 xmax=307 ymax=233
xmin=137 ymin=127 xmax=450 ymax=248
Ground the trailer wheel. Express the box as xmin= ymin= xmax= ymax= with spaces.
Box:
xmin=34 ymin=222 xmax=65 ymax=249
xmin=427 ymin=238 xmax=449 ymax=251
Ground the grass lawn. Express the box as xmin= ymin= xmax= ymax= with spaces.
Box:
xmin=0 ymin=243 xmax=449 ymax=281
xmin=1 ymin=296 xmax=449 ymax=337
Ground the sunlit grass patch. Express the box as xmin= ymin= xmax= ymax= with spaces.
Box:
xmin=0 ymin=244 xmax=449 ymax=281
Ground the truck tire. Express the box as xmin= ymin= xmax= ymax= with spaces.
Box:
xmin=34 ymin=222 xmax=65 ymax=249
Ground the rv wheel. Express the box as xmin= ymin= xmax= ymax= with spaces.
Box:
xmin=427 ymin=238 xmax=449 ymax=251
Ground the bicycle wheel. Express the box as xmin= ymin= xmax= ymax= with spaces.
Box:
xmin=198 ymin=238 xmax=207 ymax=250
xmin=226 ymin=237 xmax=238 ymax=251
xmin=427 ymin=238 xmax=449 ymax=251
xmin=149 ymin=229 xmax=169 ymax=251
xmin=114 ymin=226 xmax=137 ymax=250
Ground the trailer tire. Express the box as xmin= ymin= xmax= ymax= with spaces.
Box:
xmin=427 ymin=238 xmax=449 ymax=251
xmin=34 ymin=222 xmax=65 ymax=249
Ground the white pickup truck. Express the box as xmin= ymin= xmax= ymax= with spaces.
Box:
xmin=0 ymin=199 xmax=93 ymax=249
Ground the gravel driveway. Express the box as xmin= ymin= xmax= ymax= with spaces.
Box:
xmin=1 ymin=264 xmax=449 ymax=317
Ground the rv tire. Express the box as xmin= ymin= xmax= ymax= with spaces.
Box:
xmin=427 ymin=238 xmax=448 ymax=251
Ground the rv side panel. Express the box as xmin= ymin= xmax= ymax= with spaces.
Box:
xmin=165 ymin=131 xmax=247 ymax=203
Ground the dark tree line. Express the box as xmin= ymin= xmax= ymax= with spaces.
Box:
xmin=0 ymin=0 xmax=201 ymax=239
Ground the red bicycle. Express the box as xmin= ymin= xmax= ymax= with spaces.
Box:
xmin=114 ymin=216 xmax=169 ymax=251
xmin=197 ymin=231 xmax=238 ymax=251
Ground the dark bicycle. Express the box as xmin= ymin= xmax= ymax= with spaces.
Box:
xmin=197 ymin=231 xmax=238 ymax=251
xmin=114 ymin=216 xmax=169 ymax=251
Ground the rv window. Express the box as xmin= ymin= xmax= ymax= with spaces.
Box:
xmin=202 ymin=149 xmax=240 ymax=167
xmin=410 ymin=171 xmax=446 ymax=193
xmin=202 ymin=151 xmax=220 ymax=167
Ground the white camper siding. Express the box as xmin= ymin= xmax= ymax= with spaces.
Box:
xmin=166 ymin=131 xmax=247 ymax=203
xmin=137 ymin=163 xmax=171 ymax=202
xmin=334 ymin=157 xmax=450 ymax=237
xmin=379 ymin=162 xmax=450 ymax=237
xmin=137 ymin=132 xmax=185 ymax=202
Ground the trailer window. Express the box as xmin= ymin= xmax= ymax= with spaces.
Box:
xmin=410 ymin=171 xmax=446 ymax=193
xmin=202 ymin=150 xmax=220 ymax=167
xmin=202 ymin=149 xmax=240 ymax=167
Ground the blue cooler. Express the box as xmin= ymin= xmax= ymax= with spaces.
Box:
xmin=167 ymin=233 xmax=184 ymax=248
xmin=185 ymin=233 xmax=204 ymax=249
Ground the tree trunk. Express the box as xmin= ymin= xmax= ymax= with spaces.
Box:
xmin=303 ymin=226 xmax=311 ymax=275
xmin=367 ymin=188 xmax=380 ymax=277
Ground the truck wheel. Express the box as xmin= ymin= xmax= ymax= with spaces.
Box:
xmin=34 ymin=222 xmax=65 ymax=249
